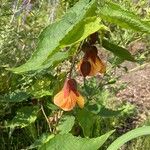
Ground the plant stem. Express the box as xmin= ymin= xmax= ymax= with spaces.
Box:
xmin=40 ymin=104 xmax=52 ymax=133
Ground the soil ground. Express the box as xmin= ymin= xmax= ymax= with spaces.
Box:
xmin=116 ymin=62 xmax=150 ymax=124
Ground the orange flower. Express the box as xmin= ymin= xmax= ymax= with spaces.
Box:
xmin=54 ymin=78 xmax=84 ymax=111
xmin=78 ymin=45 xmax=106 ymax=77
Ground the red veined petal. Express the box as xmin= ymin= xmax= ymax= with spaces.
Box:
xmin=84 ymin=46 xmax=98 ymax=62
xmin=54 ymin=90 xmax=77 ymax=111
xmin=63 ymin=79 xmax=78 ymax=98
xmin=80 ymin=60 xmax=91 ymax=77
xmin=61 ymin=91 xmax=77 ymax=111
xmin=67 ymin=79 xmax=77 ymax=92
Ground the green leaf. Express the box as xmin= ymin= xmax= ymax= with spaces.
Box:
xmin=0 ymin=90 xmax=29 ymax=103
xmin=37 ymin=46 xmax=76 ymax=71
xmin=77 ymin=108 xmax=96 ymax=137
xmin=7 ymin=106 xmax=39 ymax=129
xmin=107 ymin=126 xmax=150 ymax=150
xmin=98 ymin=2 xmax=150 ymax=33
xmin=27 ymin=133 xmax=54 ymax=149
xmin=98 ymin=107 xmax=122 ymax=117
xmin=46 ymin=103 xmax=58 ymax=111
xmin=28 ymin=77 xmax=52 ymax=98
xmin=57 ymin=115 xmax=75 ymax=134
xmin=102 ymin=39 xmax=135 ymax=61
xmin=87 ymin=104 xmax=122 ymax=117
xmin=61 ymin=17 xmax=106 ymax=46
xmin=11 ymin=0 xmax=97 ymax=74
xmin=39 ymin=131 xmax=114 ymax=150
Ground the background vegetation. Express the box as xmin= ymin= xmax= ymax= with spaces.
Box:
xmin=0 ymin=0 xmax=150 ymax=150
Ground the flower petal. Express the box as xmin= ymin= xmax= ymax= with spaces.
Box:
xmin=54 ymin=90 xmax=77 ymax=111
xmin=76 ymin=93 xmax=84 ymax=108
xmin=61 ymin=91 xmax=76 ymax=111
xmin=80 ymin=60 xmax=91 ymax=77
xmin=88 ymin=58 xmax=98 ymax=76
xmin=95 ymin=57 xmax=106 ymax=73
xmin=54 ymin=90 xmax=64 ymax=107
xmin=88 ymin=57 xmax=106 ymax=76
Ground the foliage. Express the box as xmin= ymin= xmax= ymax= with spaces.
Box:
xmin=0 ymin=0 xmax=150 ymax=150
xmin=7 ymin=106 xmax=39 ymax=129
xmin=98 ymin=1 xmax=150 ymax=33
xmin=11 ymin=0 xmax=98 ymax=73
xmin=57 ymin=115 xmax=75 ymax=134
xmin=39 ymin=131 xmax=114 ymax=150
xmin=107 ymin=126 xmax=150 ymax=150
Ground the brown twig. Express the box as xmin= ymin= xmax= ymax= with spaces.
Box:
xmin=52 ymin=110 xmax=64 ymax=134
xmin=40 ymin=104 xmax=52 ymax=133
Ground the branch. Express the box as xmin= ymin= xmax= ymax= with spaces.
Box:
xmin=40 ymin=104 xmax=52 ymax=133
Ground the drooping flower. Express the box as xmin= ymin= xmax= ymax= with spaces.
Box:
xmin=78 ymin=45 xmax=106 ymax=77
xmin=88 ymin=32 xmax=99 ymax=45
xmin=53 ymin=78 xmax=84 ymax=111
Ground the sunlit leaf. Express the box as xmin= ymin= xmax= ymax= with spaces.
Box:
xmin=77 ymin=108 xmax=96 ymax=137
xmin=98 ymin=1 xmax=150 ymax=33
xmin=0 ymin=90 xmax=29 ymax=103
xmin=7 ymin=106 xmax=39 ymax=129
xmin=27 ymin=133 xmax=54 ymax=149
xmin=107 ymin=126 xmax=150 ymax=150
xmin=11 ymin=0 xmax=98 ymax=74
xmin=40 ymin=131 xmax=114 ymax=150
xmin=61 ymin=17 xmax=106 ymax=46
xmin=37 ymin=46 xmax=76 ymax=71
xmin=102 ymin=39 xmax=135 ymax=61
xmin=57 ymin=115 xmax=75 ymax=134
xmin=28 ymin=78 xmax=52 ymax=98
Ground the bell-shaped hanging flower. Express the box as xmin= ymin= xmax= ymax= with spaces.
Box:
xmin=88 ymin=32 xmax=99 ymax=45
xmin=78 ymin=45 xmax=106 ymax=77
xmin=53 ymin=78 xmax=84 ymax=111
